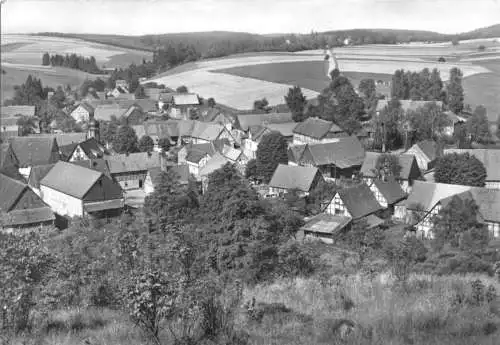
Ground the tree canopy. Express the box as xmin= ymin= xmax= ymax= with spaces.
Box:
xmin=468 ymin=105 xmax=492 ymax=144
xmin=285 ymin=86 xmax=307 ymax=122
xmin=434 ymin=153 xmax=487 ymax=187
xmin=447 ymin=67 xmax=465 ymax=114
xmin=138 ymin=135 xmax=155 ymax=152
xmin=256 ymin=131 xmax=289 ymax=183
xmin=113 ymin=125 xmax=139 ymax=154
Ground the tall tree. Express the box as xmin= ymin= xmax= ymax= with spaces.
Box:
xmin=256 ymin=131 xmax=289 ymax=183
xmin=429 ymin=68 xmax=445 ymax=102
xmin=253 ymin=98 xmax=271 ymax=113
xmin=138 ymin=135 xmax=155 ymax=152
xmin=113 ymin=125 xmax=139 ymax=154
xmin=407 ymin=102 xmax=450 ymax=142
xmin=468 ymin=105 xmax=492 ymax=144
xmin=372 ymin=153 xmax=402 ymax=180
xmin=134 ymin=85 xmax=146 ymax=99
xmin=285 ymin=86 xmax=307 ymax=122
xmin=42 ymin=52 xmax=50 ymax=66
xmin=447 ymin=67 xmax=465 ymax=114
xmin=434 ymin=153 xmax=487 ymax=187
xmin=358 ymin=78 xmax=377 ymax=114
xmin=372 ymin=99 xmax=404 ymax=151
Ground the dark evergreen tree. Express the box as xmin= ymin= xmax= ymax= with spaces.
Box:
xmin=447 ymin=67 xmax=465 ymax=114
xmin=468 ymin=105 xmax=492 ymax=144
xmin=138 ymin=135 xmax=155 ymax=152
xmin=42 ymin=52 xmax=50 ymax=66
xmin=284 ymin=86 xmax=307 ymax=122
xmin=113 ymin=125 xmax=139 ymax=154
xmin=256 ymin=131 xmax=289 ymax=183
xmin=434 ymin=153 xmax=487 ymax=187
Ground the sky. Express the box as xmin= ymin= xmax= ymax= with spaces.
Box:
xmin=1 ymin=0 xmax=500 ymax=36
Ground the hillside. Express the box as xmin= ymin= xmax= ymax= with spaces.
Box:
xmin=459 ymin=24 xmax=500 ymax=40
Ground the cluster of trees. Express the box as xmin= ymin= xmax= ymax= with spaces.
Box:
xmin=434 ymin=152 xmax=487 ymax=187
xmin=391 ymin=68 xmax=445 ymax=102
xmin=152 ymin=43 xmax=201 ymax=69
xmin=42 ymin=52 xmax=102 ymax=74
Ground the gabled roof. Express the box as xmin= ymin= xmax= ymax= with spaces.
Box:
xmin=190 ymin=122 xmax=225 ymax=141
xmin=469 ymin=188 xmax=500 ymax=223
xmin=40 ymin=161 xmax=103 ymax=199
xmin=222 ymin=145 xmax=244 ymax=162
xmin=360 ymin=152 xmax=418 ymax=180
xmin=265 ymin=122 xmax=297 ymax=137
xmin=173 ymin=94 xmax=199 ymax=106
xmin=293 ymin=117 xmax=345 ymax=139
xmin=236 ymin=112 xmax=293 ymax=132
xmin=31 ymin=133 xmax=88 ymax=147
xmin=185 ymin=142 xmax=217 ymax=157
xmin=288 ymin=145 xmax=307 ymax=164
xmin=199 ymin=153 xmax=230 ymax=177
xmin=28 ymin=164 xmax=56 ymax=189
xmin=303 ymin=136 xmax=365 ymax=168
xmin=336 ymin=183 xmax=382 ymax=219
xmin=403 ymin=180 xmax=472 ymax=211
xmin=410 ymin=140 xmax=441 ymax=161
xmin=269 ymin=164 xmax=319 ymax=192
xmin=8 ymin=137 xmax=60 ymax=167
xmin=302 ymin=213 xmax=352 ymax=235
xmin=186 ymin=149 xmax=210 ymax=164
xmin=2 ymin=207 xmax=55 ymax=227
xmin=144 ymin=88 xmax=162 ymax=101
xmin=133 ymin=99 xmax=157 ymax=113
xmin=105 ymin=152 xmax=162 ymax=174
xmin=248 ymin=125 xmax=269 ymax=141
xmin=60 ymin=137 xmax=106 ymax=161
xmin=0 ymin=105 xmax=36 ymax=118
xmin=443 ymin=149 xmax=500 ymax=181
xmin=76 ymin=102 xmax=95 ymax=114
xmin=0 ymin=173 xmax=27 ymax=211
xmin=94 ymin=104 xmax=126 ymax=121
xmin=372 ymin=179 xmax=406 ymax=205
xmin=376 ymin=100 xmax=443 ymax=113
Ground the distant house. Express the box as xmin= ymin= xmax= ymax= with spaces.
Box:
xmin=324 ymin=183 xmax=383 ymax=220
xmin=292 ymin=117 xmax=348 ymax=146
xmin=0 ymin=173 xmax=55 ymax=230
xmin=185 ymin=148 xmax=212 ymax=178
xmin=178 ymin=142 xmax=218 ymax=166
xmin=443 ymin=149 xmax=500 ymax=190
xmin=189 ymin=121 xmax=234 ymax=145
xmin=60 ymin=137 xmax=107 ymax=162
xmin=221 ymin=145 xmax=248 ymax=174
xmin=235 ymin=112 xmax=293 ymax=133
xmin=168 ymin=94 xmax=200 ymax=119
xmin=1 ymin=117 xmax=22 ymax=140
xmin=263 ymin=122 xmax=297 ymax=143
xmin=143 ymin=165 xmax=190 ymax=195
xmin=301 ymin=213 xmax=352 ymax=244
xmin=94 ymin=104 xmax=126 ymax=122
xmin=0 ymin=105 xmax=36 ymax=118
xmin=241 ymin=125 xmax=270 ymax=160
xmin=70 ymin=103 xmax=95 ymax=123
xmin=268 ymin=164 xmax=323 ymax=197
xmin=40 ymin=161 xmax=124 ymax=219
xmin=360 ymin=152 xmax=421 ymax=193
xmin=104 ymin=152 xmax=163 ymax=190
xmin=295 ymin=136 xmax=365 ymax=181
xmin=406 ymin=140 xmax=442 ymax=172
xmin=442 ymin=111 xmax=467 ymax=136
xmin=396 ymin=181 xmax=500 ymax=238
xmin=375 ymin=100 xmax=444 ymax=116
xmin=31 ymin=133 xmax=88 ymax=147
xmin=367 ymin=178 xmax=407 ymax=213
xmin=8 ymin=137 xmax=61 ymax=178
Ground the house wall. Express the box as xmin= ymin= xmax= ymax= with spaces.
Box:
xmin=394 ymin=204 xmax=407 ymax=220
xmin=71 ymin=106 xmax=90 ymax=123
xmin=40 ymin=185 xmax=83 ymax=217
xmin=487 ymin=222 xmax=500 ymax=238
xmin=84 ymin=176 xmax=123 ymax=202
xmin=144 ymin=174 xmax=155 ymax=195
xmin=293 ymin=134 xmax=340 ymax=146
xmin=112 ymin=171 xmax=147 ymax=190
xmin=69 ymin=145 xmax=89 ymax=162
xmin=486 ymin=181 xmax=500 ymax=190
xmin=19 ymin=167 xmax=32 ymax=180
xmin=304 ymin=231 xmax=334 ymax=244
xmin=325 ymin=194 xmax=352 ymax=218
xmin=242 ymin=139 xmax=258 ymax=160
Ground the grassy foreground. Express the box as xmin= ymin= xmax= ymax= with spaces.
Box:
xmin=6 ymin=272 xmax=499 ymax=345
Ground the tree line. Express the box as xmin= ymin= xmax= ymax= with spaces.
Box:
xmin=42 ymin=52 xmax=103 ymax=74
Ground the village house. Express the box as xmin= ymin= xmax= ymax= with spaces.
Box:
xmin=199 ymin=153 xmax=230 ymax=191
xmin=188 ymin=121 xmax=234 ymax=145
xmin=241 ymin=125 xmax=270 ymax=160
xmin=162 ymin=93 xmax=200 ymax=119
xmin=104 ymin=152 xmax=163 ymax=190
xmin=360 ymin=152 xmax=422 ymax=193
xmin=60 ymin=137 xmax=107 ymax=162
xmin=0 ymin=173 xmax=55 ymax=231
xmin=27 ymin=164 xmax=56 ymax=196
xmin=143 ymin=165 xmax=190 ymax=195
xmin=8 ymin=137 xmax=61 ymax=179
xmin=366 ymin=178 xmax=407 ymax=213
xmin=178 ymin=142 xmax=219 ymax=165
xmin=40 ymin=161 xmax=124 ymax=219
xmin=184 ymin=147 xmax=212 ymax=178
xmin=268 ymin=164 xmax=323 ymax=197
xmin=406 ymin=140 xmax=442 ymax=172
xmin=70 ymin=103 xmax=95 ymax=123
xmin=323 ymin=183 xmax=383 ymax=221
xmin=442 ymin=111 xmax=467 ymax=136
xmin=395 ymin=181 xmax=500 ymax=238
xmin=292 ymin=117 xmax=348 ymax=146
xmin=221 ymin=145 xmax=248 ymax=175
xmin=200 ymin=108 xmax=236 ymax=132
xmin=443 ymin=149 xmax=500 ymax=190
xmin=121 ymin=105 xmax=146 ymax=126
xmin=293 ymin=136 xmax=365 ymax=181
xmin=300 ymin=213 xmax=353 ymax=244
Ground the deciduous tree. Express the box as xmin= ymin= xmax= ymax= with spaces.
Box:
xmin=447 ymin=67 xmax=465 ymax=114
xmin=138 ymin=135 xmax=155 ymax=152
xmin=256 ymin=131 xmax=288 ymax=183
xmin=113 ymin=125 xmax=139 ymax=154
xmin=434 ymin=153 xmax=487 ymax=187
xmin=468 ymin=105 xmax=492 ymax=144
xmin=285 ymin=86 xmax=307 ymax=122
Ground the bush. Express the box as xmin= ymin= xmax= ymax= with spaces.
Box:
xmin=276 ymin=240 xmax=319 ymax=278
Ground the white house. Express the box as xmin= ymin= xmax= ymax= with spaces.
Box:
xmin=324 ymin=183 xmax=383 ymax=220
xmin=70 ymin=103 xmax=94 ymax=123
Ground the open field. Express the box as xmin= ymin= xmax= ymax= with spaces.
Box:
xmin=1 ymin=34 xmax=152 ymax=68
xmin=146 ymin=42 xmax=496 ymax=110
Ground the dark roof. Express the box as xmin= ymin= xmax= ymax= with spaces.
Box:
xmin=0 ymin=143 xmax=19 ymax=168
xmin=60 ymin=143 xmax=78 ymax=160
xmin=470 ymin=188 xmax=500 ymax=223
xmin=105 ymin=152 xmax=162 ymax=174
xmin=2 ymin=207 xmax=55 ymax=227
xmin=288 ymin=144 xmax=307 ymax=164
xmin=360 ymin=152 xmax=417 ymax=180
xmin=413 ymin=140 xmax=441 ymax=161
xmin=60 ymin=137 xmax=106 ymax=161
xmin=265 ymin=122 xmax=297 ymax=137
xmin=337 ymin=183 xmax=382 ymax=219
xmin=70 ymin=159 xmax=111 ymax=177
xmin=302 ymin=213 xmax=352 ymax=235
xmin=269 ymin=164 xmax=319 ymax=192
xmin=0 ymin=173 xmax=26 ymax=211
xmin=303 ymin=136 xmax=365 ymax=168
xmin=186 ymin=149 xmax=210 ymax=164
xmin=40 ymin=161 xmax=103 ymax=199
xmin=79 ymin=102 xmax=95 ymax=114
xmin=444 ymin=149 xmax=500 ymax=181
xmin=28 ymin=164 xmax=56 ymax=189
xmin=30 ymin=133 xmax=88 ymax=147
xmin=236 ymin=112 xmax=293 ymax=131
xmin=293 ymin=117 xmax=345 ymax=139
xmin=372 ymin=179 xmax=407 ymax=205
xmin=9 ymin=137 xmax=60 ymax=167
